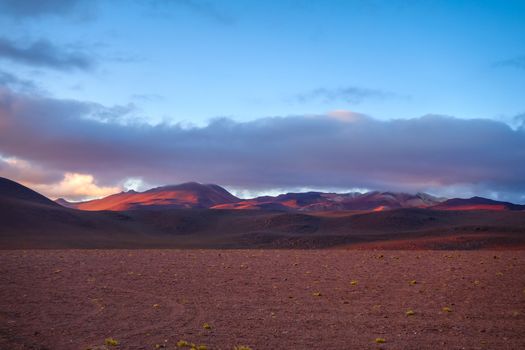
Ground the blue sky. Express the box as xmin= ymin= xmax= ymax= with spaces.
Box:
xmin=2 ymin=0 xmax=524 ymax=124
xmin=0 ymin=0 xmax=524 ymax=201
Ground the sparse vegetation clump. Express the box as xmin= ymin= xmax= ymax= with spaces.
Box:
xmin=442 ymin=306 xmax=452 ymax=313
xmin=177 ymin=340 xmax=191 ymax=347
xmin=105 ymin=337 xmax=119 ymax=346
xmin=375 ymin=337 xmax=386 ymax=343
xmin=202 ymin=322 xmax=212 ymax=330
xmin=406 ymin=309 xmax=415 ymax=316
xmin=177 ymin=339 xmax=207 ymax=350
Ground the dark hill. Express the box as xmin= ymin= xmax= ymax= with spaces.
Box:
xmin=0 ymin=177 xmax=59 ymax=207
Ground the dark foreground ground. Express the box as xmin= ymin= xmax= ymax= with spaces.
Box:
xmin=1 ymin=250 xmax=524 ymax=350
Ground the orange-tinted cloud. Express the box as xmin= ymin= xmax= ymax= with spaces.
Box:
xmin=29 ymin=173 xmax=121 ymax=201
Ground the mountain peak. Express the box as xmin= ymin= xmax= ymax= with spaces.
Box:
xmin=146 ymin=182 xmax=210 ymax=192
xmin=59 ymin=181 xmax=240 ymax=211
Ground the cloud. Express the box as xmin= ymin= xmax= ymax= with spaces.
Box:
xmin=175 ymin=0 xmax=234 ymax=24
xmin=493 ymin=55 xmax=525 ymax=70
xmin=0 ymin=37 xmax=95 ymax=71
xmin=327 ymin=110 xmax=367 ymax=123
xmin=0 ymin=70 xmax=37 ymax=92
xmin=0 ymin=0 xmax=232 ymax=24
xmin=0 ymin=0 xmax=96 ymax=20
xmin=0 ymin=155 xmax=122 ymax=201
xmin=296 ymin=86 xmax=394 ymax=104
xmin=30 ymin=173 xmax=121 ymax=201
xmin=1 ymin=86 xmax=525 ymax=202
xmin=515 ymin=113 xmax=525 ymax=130
xmin=130 ymin=94 xmax=165 ymax=102
xmin=145 ymin=0 xmax=235 ymax=24
xmin=0 ymin=155 xmax=62 ymax=185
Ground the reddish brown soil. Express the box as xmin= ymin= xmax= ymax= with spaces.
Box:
xmin=1 ymin=250 xmax=524 ymax=350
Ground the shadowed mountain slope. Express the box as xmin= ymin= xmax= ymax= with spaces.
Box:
xmin=0 ymin=177 xmax=170 ymax=248
xmin=0 ymin=177 xmax=59 ymax=207
xmin=433 ymin=197 xmax=525 ymax=211
xmin=212 ymin=191 xmax=445 ymax=211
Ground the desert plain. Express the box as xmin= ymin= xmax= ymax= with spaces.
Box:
xmin=1 ymin=249 xmax=524 ymax=350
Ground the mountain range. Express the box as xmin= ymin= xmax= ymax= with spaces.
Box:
xmin=1 ymin=176 xmax=525 ymax=249
xmin=55 ymin=181 xmax=525 ymax=212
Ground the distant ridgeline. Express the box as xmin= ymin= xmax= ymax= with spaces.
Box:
xmin=51 ymin=180 xmax=525 ymax=212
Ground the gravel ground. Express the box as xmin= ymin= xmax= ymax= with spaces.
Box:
xmin=0 ymin=250 xmax=524 ymax=350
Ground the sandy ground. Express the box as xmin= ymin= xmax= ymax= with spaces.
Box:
xmin=0 ymin=250 xmax=524 ymax=350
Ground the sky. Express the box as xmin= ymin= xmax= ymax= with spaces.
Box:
xmin=0 ymin=0 xmax=524 ymax=202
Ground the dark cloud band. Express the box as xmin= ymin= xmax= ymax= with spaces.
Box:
xmin=0 ymin=86 xmax=524 ymax=201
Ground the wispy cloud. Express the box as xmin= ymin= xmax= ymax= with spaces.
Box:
xmin=131 ymin=94 xmax=165 ymax=102
xmin=493 ymin=55 xmax=525 ymax=70
xmin=146 ymin=0 xmax=235 ymax=25
xmin=175 ymin=0 xmax=235 ymax=24
xmin=0 ymin=70 xmax=37 ymax=92
xmin=0 ymin=0 xmax=96 ymax=20
xmin=0 ymin=37 xmax=96 ymax=71
xmin=295 ymin=86 xmax=395 ymax=104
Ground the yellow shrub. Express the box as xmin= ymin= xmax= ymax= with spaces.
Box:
xmin=177 ymin=340 xmax=191 ymax=347
xmin=104 ymin=338 xmax=119 ymax=346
